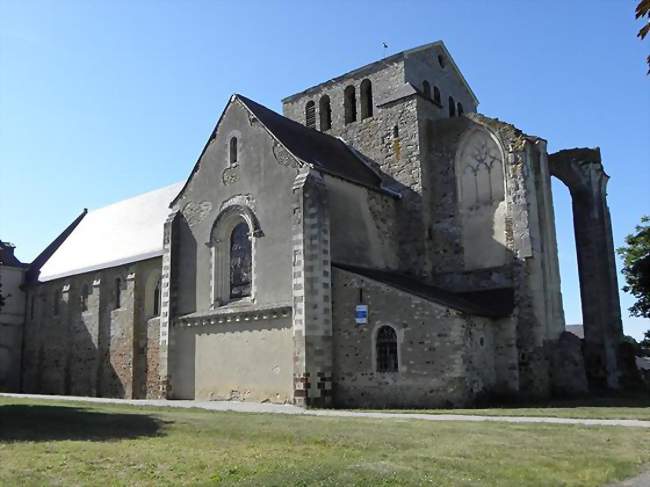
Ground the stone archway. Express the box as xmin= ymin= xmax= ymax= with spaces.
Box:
xmin=548 ymin=148 xmax=623 ymax=390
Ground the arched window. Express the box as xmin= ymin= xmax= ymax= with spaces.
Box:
xmin=80 ymin=284 xmax=89 ymax=312
xmin=305 ymin=101 xmax=316 ymax=128
xmin=422 ymin=81 xmax=431 ymax=100
xmin=53 ymin=290 xmax=60 ymax=316
xmin=115 ymin=278 xmax=122 ymax=309
xmin=376 ymin=326 xmax=398 ymax=372
xmin=456 ymin=128 xmax=507 ymax=270
xmin=448 ymin=96 xmax=456 ymax=117
xmin=230 ymin=221 xmax=252 ymax=299
xmin=319 ymin=95 xmax=331 ymax=131
xmin=360 ymin=79 xmax=373 ymax=119
xmin=457 ymin=102 xmax=464 ymax=116
xmin=344 ymin=85 xmax=357 ymax=124
xmin=433 ymin=86 xmax=441 ymax=105
xmin=229 ymin=137 xmax=238 ymax=165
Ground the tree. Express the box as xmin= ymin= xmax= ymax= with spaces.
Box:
xmin=641 ymin=330 xmax=650 ymax=347
xmin=637 ymin=0 xmax=650 ymax=73
xmin=617 ymin=216 xmax=650 ymax=318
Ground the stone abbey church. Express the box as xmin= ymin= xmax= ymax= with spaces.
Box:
xmin=0 ymin=42 xmax=627 ymax=407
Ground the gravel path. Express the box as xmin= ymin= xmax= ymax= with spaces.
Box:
xmin=2 ymin=392 xmax=650 ymax=429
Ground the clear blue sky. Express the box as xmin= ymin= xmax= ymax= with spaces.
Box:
xmin=1 ymin=1 xmax=648 ymax=338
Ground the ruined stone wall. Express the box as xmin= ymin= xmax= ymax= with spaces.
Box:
xmin=22 ymin=257 xmax=162 ymax=399
xmin=422 ymin=114 xmax=565 ymax=398
xmin=331 ymin=267 xmax=498 ymax=408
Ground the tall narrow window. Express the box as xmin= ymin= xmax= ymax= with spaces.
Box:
xmin=80 ymin=284 xmax=89 ymax=312
xmin=376 ymin=326 xmax=398 ymax=372
xmin=115 ymin=278 xmax=121 ymax=309
xmin=230 ymin=222 xmax=252 ymax=299
xmin=392 ymin=125 xmax=399 ymax=138
xmin=360 ymin=79 xmax=373 ymax=119
xmin=319 ymin=95 xmax=331 ymax=131
xmin=448 ymin=96 xmax=456 ymax=117
xmin=229 ymin=137 xmax=238 ymax=165
xmin=152 ymin=279 xmax=161 ymax=316
xmin=433 ymin=86 xmax=441 ymax=105
xmin=305 ymin=101 xmax=316 ymax=128
xmin=457 ymin=102 xmax=464 ymax=116
xmin=344 ymin=85 xmax=357 ymax=124
xmin=422 ymin=80 xmax=431 ymax=99
xmin=53 ymin=290 xmax=60 ymax=316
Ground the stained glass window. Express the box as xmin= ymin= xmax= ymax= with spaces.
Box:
xmin=230 ymin=222 xmax=251 ymax=299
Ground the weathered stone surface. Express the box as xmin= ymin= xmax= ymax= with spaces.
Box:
xmin=549 ymin=332 xmax=589 ymax=397
xmin=549 ymin=148 xmax=624 ymax=390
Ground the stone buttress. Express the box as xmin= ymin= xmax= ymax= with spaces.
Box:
xmin=291 ymin=170 xmax=333 ymax=407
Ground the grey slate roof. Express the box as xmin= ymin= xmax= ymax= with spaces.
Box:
xmin=237 ymin=95 xmax=385 ymax=191
xmin=0 ymin=241 xmax=26 ymax=267
xmin=333 ymin=262 xmax=514 ymax=318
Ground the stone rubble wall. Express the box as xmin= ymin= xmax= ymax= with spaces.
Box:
xmin=21 ymin=257 xmax=163 ymax=399
xmin=331 ymin=267 xmax=499 ymax=408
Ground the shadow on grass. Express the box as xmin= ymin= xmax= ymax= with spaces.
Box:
xmin=0 ymin=404 xmax=167 ymax=442
xmin=479 ymin=393 xmax=650 ymax=410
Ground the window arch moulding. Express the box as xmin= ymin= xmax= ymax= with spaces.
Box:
xmin=207 ymin=204 xmax=263 ymax=307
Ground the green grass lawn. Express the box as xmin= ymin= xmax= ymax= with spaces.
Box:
xmin=371 ymin=396 xmax=650 ymax=421
xmin=1 ymin=397 xmax=649 ymax=486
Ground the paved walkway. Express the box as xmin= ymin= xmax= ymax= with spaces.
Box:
xmin=3 ymin=392 xmax=650 ymax=429
xmin=610 ymin=470 xmax=650 ymax=487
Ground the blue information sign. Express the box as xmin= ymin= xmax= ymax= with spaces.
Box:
xmin=355 ymin=304 xmax=368 ymax=325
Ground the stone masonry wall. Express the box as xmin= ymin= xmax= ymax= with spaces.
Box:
xmin=22 ymin=257 xmax=163 ymax=399
xmin=331 ymin=267 xmax=498 ymax=408
xmin=291 ymin=170 xmax=334 ymax=407
xmin=283 ymin=61 xmax=427 ymax=276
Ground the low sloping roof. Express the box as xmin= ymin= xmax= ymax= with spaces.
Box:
xmin=333 ymin=262 xmax=513 ymax=318
xmin=237 ymin=95 xmax=385 ymax=191
xmin=565 ymin=324 xmax=585 ymax=339
xmin=38 ymin=182 xmax=183 ymax=282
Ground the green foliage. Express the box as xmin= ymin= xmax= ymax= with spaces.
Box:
xmin=638 ymin=0 xmax=650 ymax=73
xmin=617 ymin=216 xmax=650 ymax=318
xmin=640 ymin=330 xmax=650 ymax=355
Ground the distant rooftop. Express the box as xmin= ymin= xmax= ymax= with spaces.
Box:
xmin=0 ymin=241 xmax=25 ymax=267
xmin=38 ymin=182 xmax=183 ymax=282
xmin=565 ymin=324 xmax=584 ymax=339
